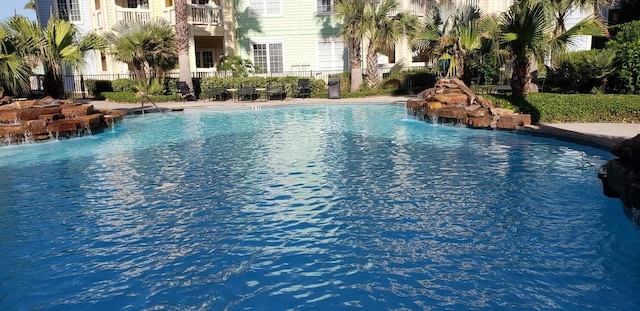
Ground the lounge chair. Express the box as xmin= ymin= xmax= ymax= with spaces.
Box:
xmin=237 ymin=86 xmax=258 ymax=101
xmin=266 ymin=85 xmax=287 ymax=100
xmin=294 ymin=79 xmax=311 ymax=98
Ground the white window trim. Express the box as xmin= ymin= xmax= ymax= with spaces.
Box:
xmin=248 ymin=0 xmax=283 ymax=18
xmin=316 ymin=38 xmax=345 ymax=71
xmin=55 ymin=0 xmax=83 ymax=24
xmin=195 ymin=49 xmax=216 ymax=68
xmin=251 ymin=40 xmax=285 ymax=73
xmin=315 ymin=0 xmax=334 ymax=15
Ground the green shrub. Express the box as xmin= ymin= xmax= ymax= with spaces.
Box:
xmin=548 ymin=49 xmax=616 ymax=94
xmin=111 ymin=79 xmax=137 ymax=92
xmin=488 ymin=93 xmax=640 ymax=123
xmin=607 ymin=21 xmax=640 ymax=94
xmin=102 ymin=91 xmax=180 ymax=103
xmin=380 ymin=69 xmax=436 ymax=89
xmin=84 ymin=79 xmax=113 ymax=97
xmin=200 ymin=76 xmax=320 ymax=98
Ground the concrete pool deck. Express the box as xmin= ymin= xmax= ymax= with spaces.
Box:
xmin=87 ymin=95 xmax=640 ymax=151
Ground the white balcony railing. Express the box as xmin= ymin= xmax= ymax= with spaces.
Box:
xmin=115 ymin=8 xmax=151 ymax=23
xmin=190 ymin=4 xmax=223 ymax=25
xmin=163 ymin=4 xmax=223 ymax=26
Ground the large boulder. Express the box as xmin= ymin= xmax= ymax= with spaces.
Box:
xmin=599 ymin=135 xmax=640 ymax=209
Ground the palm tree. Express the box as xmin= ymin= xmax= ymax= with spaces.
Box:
xmin=500 ymin=0 xmax=551 ymax=96
xmin=4 ymin=16 xmax=105 ymax=98
xmin=412 ymin=1 xmax=481 ymax=83
xmin=363 ymin=0 xmax=418 ymax=88
xmin=335 ymin=0 xmax=366 ymax=92
xmin=0 ymin=19 xmax=33 ymax=95
xmin=174 ymin=0 xmax=193 ymax=97
xmin=104 ymin=18 xmax=177 ymax=94
xmin=501 ymin=0 xmax=607 ymax=96
xmin=24 ymin=0 xmax=36 ymax=10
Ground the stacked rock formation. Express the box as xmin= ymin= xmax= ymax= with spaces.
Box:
xmin=599 ymin=134 xmax=640 ymax=209
xmin=406 ymin=78 xmax=531 ymax=129
xmin=0 ymin=97 xmax=125 ymax=145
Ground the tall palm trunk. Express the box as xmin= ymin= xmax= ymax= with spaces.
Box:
xmin=43 ymin=67 xmax=64 ymax=99
xmin=511 ymin=57 xmax=530 ymax=97
xmin=175 ymin=0 xmax=194 ymax=97
xmin=365 ymin=41 xmax=379 ymax=88
xmin=350 ymin=40 xmax=363 ymax=92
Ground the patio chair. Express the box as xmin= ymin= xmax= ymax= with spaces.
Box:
xmin=266 ymin=85 xmax=287 ymax=100
xmin=211 ymin=87 xmax=230 ymax=101
xmin=237 ymin=86 xmax=258 ymax=101
xmin=176 ymin=81 xmax=195 ymax=101
xmin=293 ymin=79 xmax=311 ymax=98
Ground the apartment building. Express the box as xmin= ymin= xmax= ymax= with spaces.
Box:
xmin=33 ymin=0 xmax=594 ymax=78
xmin=34 ymin=0 xmax=236 ymax=76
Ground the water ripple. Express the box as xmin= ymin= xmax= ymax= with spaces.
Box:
xmin=0 ymin=105 xmax=639 ymax=310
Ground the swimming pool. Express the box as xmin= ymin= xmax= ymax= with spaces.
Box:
xmin=1 ymin=104 xmax=638 ymax=310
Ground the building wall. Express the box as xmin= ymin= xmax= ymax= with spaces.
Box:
xmin=236 ymin=0 xmax=344 ymax=72
xmin=36 ymin=0 xmax=99 ymax=75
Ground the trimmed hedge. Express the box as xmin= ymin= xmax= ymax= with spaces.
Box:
xmin=111 ymin=79 xmax=137 ymax=92
xmin=102 ymin=91 xmax=180 ymax=103
xmin=84 ymin=79 xmax=113 ymax=97
xmin=200 ymin=76 xmax=323 ymax=99
xmin=485 ymin=93 xmax=640 ymax=123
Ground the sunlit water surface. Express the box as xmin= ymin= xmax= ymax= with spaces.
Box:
xmin=1 ymin=104 xmax=639 ymax=310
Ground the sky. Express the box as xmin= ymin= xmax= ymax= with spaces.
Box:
xmin=0 ymin=0 xmax=37 ymax=22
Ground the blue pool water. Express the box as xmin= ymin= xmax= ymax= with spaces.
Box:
xmin=1 ymin=104 xmax=639 ymax=310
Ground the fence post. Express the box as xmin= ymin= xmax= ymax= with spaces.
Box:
xmin=80 ymin=74 xmax=86 ymax=99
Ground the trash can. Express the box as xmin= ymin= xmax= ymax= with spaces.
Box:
xmin=328 ymin=77 xmax=340 ymax=99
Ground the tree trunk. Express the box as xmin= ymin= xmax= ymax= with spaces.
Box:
xmin=175 ymin=0 xmax=194 ymax=99
xmin=349 ymin=38 xmax=363 ymax=92
xmin=511 ymin=56 xmax=529 ymax=97
xmin=365 ymin=42 xmax=379 ymax=88
xmin=43 ymin=68 xmax=64 ymax=99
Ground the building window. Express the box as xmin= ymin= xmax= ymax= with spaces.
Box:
xmin=253 ymin=43 xmax=283 ymax=73
xmin=127 ymin=0 xmax=149 ymax=9
xmin=57 ymin=0 xmax=82 ymax=22
xmin=317 ymin=0 xmax=334 ymax=14
xmin=196 ymin=51 xmax=215 ymax=68
xmin=317 ymin=40 xmax=346 ymax=71
xmin=249 ymin=0 xmax=282 ymax=17
xmin=192 ymin=0 xmax=209 ymax=4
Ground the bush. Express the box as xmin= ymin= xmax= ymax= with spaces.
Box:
xmin=488 ymin=93 xmax=640 ymax=123
xmin=606 ymin=21 xmax=640 ymax=94
xmin=102 ymin=91 xmax=180 ymax=103
xmin=84 ymin=79 xmax=113 ymax=97
xmin=200 ymin=76 xmax=319 ymax=98
xmin=381 ymin=69 xmax=436 ymax=89
xmin=548 ymin=49 xmax=616 ymax=94
xmin=111 ymin=79 xmax=137 ymax=92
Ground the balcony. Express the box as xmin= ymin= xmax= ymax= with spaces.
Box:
xmin=163 ymin=4 xmax=223 ymax=26
xmin=115 ymin=7 xmax=151 ymax=23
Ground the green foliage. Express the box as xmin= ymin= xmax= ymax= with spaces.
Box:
xmin=380 ymin=69 xmax=437 ymax=89
xmin=488 ymin=93 xmax=640 ymax=123
xmin=548 ymin=49 xmax=616 ymax=93
xmin=200 ymin=76 xmax=319 ymax=98
xmin=218 ymin=55 xmax=255 ymax=77
xmin=607 ymin=21 xmax=640 ymax=94
xmin=111 ymin=78 xmax=136 ymax=92
xmin=84 ymin=79 xmax=113 ymax=97
xmin=102 ymin=91 xmax=179 ymax=103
